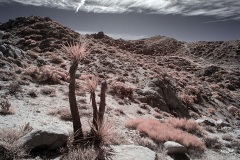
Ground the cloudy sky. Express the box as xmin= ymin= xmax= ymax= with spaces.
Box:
xmin=0 ymin=0 xmax=240 ymax=41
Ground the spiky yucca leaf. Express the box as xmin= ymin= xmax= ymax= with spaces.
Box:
xmin=61 ymin=42 xmax=90 ymax=62
xmin=88 ymin=119 xmax=114 ymax=146
xmin=82 ymin=75 xmax=98 ymax=94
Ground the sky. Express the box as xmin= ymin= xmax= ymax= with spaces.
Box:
xmin=0 ymin=0 xmax=240 ymax=42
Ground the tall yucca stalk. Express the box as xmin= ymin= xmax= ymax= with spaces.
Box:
xmin=61 ymin=41 xmax=90 ymax=143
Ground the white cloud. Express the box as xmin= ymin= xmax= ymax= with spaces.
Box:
xmin=4 ymin=0 xmax=240 ymax=19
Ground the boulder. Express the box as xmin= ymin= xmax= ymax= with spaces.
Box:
xmin=0 ymin=45 xmax=6 ymax=53
xmin=164 ymin=141 xmax=187 ymax=154
xmin=110 ymin=145 xmax=156 ymax=160
xmin=17 ymin=125 xmax=68 ymax=151
xmin=0 ymin=31 xmax=4 ymax=39
xmin=136 ymin=77 xmax=189 ymax=118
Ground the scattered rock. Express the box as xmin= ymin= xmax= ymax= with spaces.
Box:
xmin=196 ymin=118 xmax=216 ymax=126
xmin=0 ymin=44 xmax=6 ymax=53
xmin=0 ymin=30 xmax=4 ymax=39
xmin=164 ymin=141 xmax=187 ymax=154
xmin=216 ymin=119 xmax=231 ymax=128
xmin=17 ymin=125 xmax=68 ymax=151
xmin=110 ymin=145 xmax=156 ymax=160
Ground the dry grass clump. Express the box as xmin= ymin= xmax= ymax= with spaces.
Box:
xmin=126 ymin=118 xmax=205 ymax=151
xmin=24 ymin=65 xmax=67 ymax=84
xmin=47 ymin=108 xmax=72 ymax=121
xmin=109 ymin=81 xmax=135 ymax=100
xmin=165 ymin=118 xmax=202 ymax=134
xmin=62 ymin=147 xmax=98 ymax=160
xmin=0 ymin=123 xmax=32 ymax=159
xmin=0 ymin=97 xmax=15 ymax=115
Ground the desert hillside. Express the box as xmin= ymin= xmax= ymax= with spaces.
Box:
xmin=0 ymin=16 xmax=239 ymax=160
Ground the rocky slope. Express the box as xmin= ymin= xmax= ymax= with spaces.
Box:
xmin=0 ymin=16 xmax=239 ymax=160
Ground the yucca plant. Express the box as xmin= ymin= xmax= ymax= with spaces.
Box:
xmin=83 ymin=76 xmax=108 ymax=132
xmin=61 ymin=41 xmax=91 ymax=143
xmin=82 ymin=75 xmax=99 ymax=129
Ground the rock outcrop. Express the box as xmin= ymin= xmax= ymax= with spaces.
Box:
xmin=136 ymin=77 xmax=189 ymax=118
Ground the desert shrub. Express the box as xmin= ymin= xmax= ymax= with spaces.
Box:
xmin=221 ymin=134 xmax=233 ymax=141
xmin=26 ymin=50 xmax=38 ymax=59
xmin=178 ymin=92 xmax=197 ymax=106
xmin=0 ymin=97 xmax=15 ymax=115
xmin=40 ymin=86 xmax=56 ymax=96
xmin=0 ymin=69 xmax=16 ymax=81
xmin=27 ymin=89 xmax=39 ymax=98
xmin=109 ymin=81 xmax=134 ymax=100
xmin=47 ymin=108 xmax=72 ymax=121
xmin=126 ymin=118 xmax=205 ymax=151
xmin=9 ymin=82 xmax=21 ymax=95
xmin=49 ymin=54 xmax=64 ymax=64
xmin=24 ymin=65 xmax=67 ymax=84
xmin=227 ymin=105 xmax=240 ymax=119
xmin=203 ymin=136 xmax=222 ymax=149
xmin=0 ymin=124 xmax=32 ymax=159
xmin=165 ymin=118 xmax=202 ymax=134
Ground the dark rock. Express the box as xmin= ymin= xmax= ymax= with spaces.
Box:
xmin=17 ymin=126 xmax=68 ymax=151
xmin=0 ymin=45 xmax=6 ymax=53
xmin=0 ymin=144 xmax=12 ymax=160
xmin=93 ymin=31 xmax=105 ymax=39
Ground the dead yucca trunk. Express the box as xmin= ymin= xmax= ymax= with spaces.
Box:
xmin=91 ymin=91 xmax=98 ymax=130
xmin=98 ymin=80 xmax=108 ymax=125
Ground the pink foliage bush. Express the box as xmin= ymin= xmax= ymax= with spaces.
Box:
xmin=126 ymin=118 xmax=205 ymax=151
